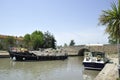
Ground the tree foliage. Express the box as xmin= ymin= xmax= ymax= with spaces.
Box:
xmin=108 ymin=36 xmax=117 ymax=44
xmin=31 ymin=30 xmax=44 ymax=50
xmin=0 ymin=30 xmax=56 ymax=50
xmin=108 ymin=36 xmax=120 ymax=44
xmin=23 ymin=30 xmax=56 ymax=50
xmin=0 ymin=43 xmax=3 ymax=50
xmin=4 ymin=36 xmax=15 ymax=48
xmin=43 ymin=31 xmax=56 ymax=49
xmin=99 ymin=0 xmax=120 ymax=43
xmin=69 ymin=40 xmax=75 ymax=46
xmin=23 ymin=34 xmax=31 ymax=48
xmin=64 ymin=43 xmax=68 ymax=47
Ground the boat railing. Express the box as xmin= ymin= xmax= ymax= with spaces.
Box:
xmin=84 ymin=51 xmax=106 ymax=62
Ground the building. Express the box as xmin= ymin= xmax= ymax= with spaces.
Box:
xmin=0 ymin=34 xmax=24 ymax=50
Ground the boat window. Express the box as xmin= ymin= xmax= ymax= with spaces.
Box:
xmin=84 ymin=52 xmax=92 ymax=57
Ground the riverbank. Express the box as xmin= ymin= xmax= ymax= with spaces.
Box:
xmin=94 ymin=54 xmax=118 ymax=80
xmin=0 ymin=51 xmax=9 ymax=58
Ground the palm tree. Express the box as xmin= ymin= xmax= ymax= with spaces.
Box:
xmin=99 ymin=0 xmax=120 ymax=77
xmin=99 ymin=0 xmax=120 ymax=39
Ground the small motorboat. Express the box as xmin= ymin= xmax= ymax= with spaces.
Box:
xmin=83 ymin=51 xmax=109 ymax=70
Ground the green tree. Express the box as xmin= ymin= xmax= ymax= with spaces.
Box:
xmin=0 ymin=43 xmax=3 ymax=50
xmin=6 ymin=36 xmax=15 ymax=46
xmin=31 ymin=30 xmax=44 ymax=50
xmin=51 ymin=35 xmax=56 ymax=49
xmin=99 ymin=0 xmax=120 ymax=77
xmin=69 ymin=40 xmax=75 ymax=46
xmin=99 ymin=0 xmax=120 ymax=43
xmin=64 ymin=43 xmax=68 ymax=47
xmin=108 ymin=36 xmax=120 ymax=44
xmin=43 ymin=31 xmax=56 ymax=49
xmin=23 ymin=34 xmax=31 ymax=48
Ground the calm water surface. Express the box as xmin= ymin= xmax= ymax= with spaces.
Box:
xmin=0 ymin=57 xmax=99 ymax=80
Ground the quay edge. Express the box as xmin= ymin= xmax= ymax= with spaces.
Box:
xmin=94 ymin=58 xmax=118 ymax=80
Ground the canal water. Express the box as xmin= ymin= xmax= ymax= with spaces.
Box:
xmin=0 ymin=57 xmax=99 ymax=80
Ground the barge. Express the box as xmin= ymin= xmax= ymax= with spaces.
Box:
xmin=8 ymin=47 xmax=68 ymax=61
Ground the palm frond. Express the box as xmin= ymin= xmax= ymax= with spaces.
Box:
xmin=118 ymin=0 xmax=120 ymax=14
xmin=99 ymin=0 xmax=120 ymax=40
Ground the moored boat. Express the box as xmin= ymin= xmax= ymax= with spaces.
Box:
xmin=8 ymin=47 xmax=68 ymax=61
xmin=83 ymin=51 xmax=109 ymax=70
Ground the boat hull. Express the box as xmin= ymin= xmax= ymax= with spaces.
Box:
xmin=83 ymin=62 xmax=105 ymax=70
xmin=8 ymin=51 xmax=68 ymax=61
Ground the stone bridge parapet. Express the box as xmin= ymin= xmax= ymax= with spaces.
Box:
xmin=61 ymin=44 xmax=119 ymax=56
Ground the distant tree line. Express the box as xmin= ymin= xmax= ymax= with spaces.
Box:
xmin=0 ymin=30 xmax=56 ymax=50
xmin=63 ymin=40 xmax=75 ymax=47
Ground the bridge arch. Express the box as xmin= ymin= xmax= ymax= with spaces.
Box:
xmin=78 ymin=48 xmax=90 ymax=56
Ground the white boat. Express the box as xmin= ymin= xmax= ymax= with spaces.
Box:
xmin=83 ymin=51 xmax=109 ymax=70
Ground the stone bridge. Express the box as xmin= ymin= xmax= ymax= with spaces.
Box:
xmin=61 ymin=44 xmax=118 ymax=56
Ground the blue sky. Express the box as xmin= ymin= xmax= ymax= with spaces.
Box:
xmin=0 ymin=0 xmax=116 ymax=45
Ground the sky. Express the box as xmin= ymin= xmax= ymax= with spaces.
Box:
xmin=0 ymin=0 xmax=117 ymax=46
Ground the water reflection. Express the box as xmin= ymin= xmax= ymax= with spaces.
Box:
xmin=0 ymin=57 xmax=99 ymax=80
xmin=83 ymin=70 xmax=100 ymax=80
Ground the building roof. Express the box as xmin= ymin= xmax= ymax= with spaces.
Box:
xmin=0 ymin=34 xmax=23 ymax=41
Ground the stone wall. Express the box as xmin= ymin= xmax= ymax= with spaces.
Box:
xmin=61 ymin=45 xmax=85 ymax=56
xmin=88 ymin=44 xmax=118 ymax=54
xmin=62 ymin=44 xmax=119 ymax=56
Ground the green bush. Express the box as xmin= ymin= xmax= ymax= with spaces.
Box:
xmin=117 ymin=78 xmax=120 ymax=80
xmin=0 ymin=43 xmax=3 ymax=50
